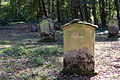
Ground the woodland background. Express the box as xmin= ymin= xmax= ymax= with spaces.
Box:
xmin=0 ymin=0 xmax=120 ymax=28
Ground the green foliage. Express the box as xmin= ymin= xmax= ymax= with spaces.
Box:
xmin=0 ymin=18 xmax=9 ymax=26
xmin=4 ymin=46 xmax=28 ymax=56
xmin=33 ymin=56 xmax=45 ymax=66
xmin=22 ymin=75 xmax=29 ymax=80
xmin=0 ymin=0 xmax=119 ymax=27
xmin=34 ymin=46 xmax=63 ymax=56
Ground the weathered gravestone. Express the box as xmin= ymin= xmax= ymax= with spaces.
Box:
xmin=39 ymin=18 xmax=56 ymax=42
xmin=61 ymin=19 xmax=98 ymax=75
xmin=108 ymin=18 xmax=119 ymax=37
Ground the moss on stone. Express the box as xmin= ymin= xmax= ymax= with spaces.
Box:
xmin=61 ymin=69 xmax=98 ymax=76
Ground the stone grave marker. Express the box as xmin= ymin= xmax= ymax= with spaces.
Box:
xmin=108 ymin=18 xmax=119 ymax=37
xmin=39 ymin=18 xmax=56 ymax=42
xmin=61 ymin=19 xmax=98 ymax=75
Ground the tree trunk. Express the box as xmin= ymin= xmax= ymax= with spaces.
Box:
xmin=52 ymin=0 xmax=54 ymax=13
xmin=114 ymin=0 xmax=119 ymax=19
xmin=0 ymin=0 xmax=1 ymax=20
xmin=78 ymin=4 xmax=84 ymax=21
xmin=109 ymin=0 xmax=111 ymax=20
xmin=72 ymin=0 xmax=78 ymax=19
xmin=101 ymin=0 xmax=106 ymax=27
xmin=73 ymin=5 xmax=78 ymax=19
xmin=38 ymin=0 xmax=43 ymax=19
xmin=0 ymin=0 xmax=1 ymax=10
xmin=47 ymin=0 xmax=50 ymax=15
xmin=41 ymin=0 xmax=47 ymax=17
xmin=88 ymin=0 xmax=92 ymax=23
xmin=92 ymin=0 xmax=98 ymax=25
xmin=84 ymin=0 xmax=90 ymax=22
xmin=56 ymin=0 xmax=61 ymax=23
xmin=115 ymin=0 xmax=120 ymax=27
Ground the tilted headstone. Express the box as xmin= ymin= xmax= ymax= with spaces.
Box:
xmin=108 ymin=18 xmax=119 ymax=37
xmin=39 ymin=18 xmax=55 ymax=41
xmin=62 ymin=19 xmax=98 ymax=74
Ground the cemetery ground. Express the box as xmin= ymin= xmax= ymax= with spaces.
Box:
xmin=0 ymin=24 xmax=120 ymax=80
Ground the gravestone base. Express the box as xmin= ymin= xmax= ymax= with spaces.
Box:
xmin=63 ymin=47 xmax=96 ymax=75
xmin=108 ymin=33 xmax=119 ymax=38
xmin=39 ymin=32 xmax=56 ymax=42
xmin=61 ymin=69 xmax=97 ymax=76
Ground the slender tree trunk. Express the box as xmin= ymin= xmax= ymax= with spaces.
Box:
xmin=84 ymin=0 xmax=90 ymax=22
xmin=37 ymin=8 xmax=39 ymax=20
xmin=92 ymin=0 xmax=98 ymax=25
xmin=56 ymin=0 xmax=61 ymax=23
xmin=101 ymin=0 xmax=106 ymax=27
xmin=88 ymin=0 xmax=92 ymax=23
xmin=0 ymin=0 xmax=1 ymax=20
xmin=71 ymin=1 xmax=74 ymax=19
xmin=41 ymin=0 xmax=47 ymax=17
xmin=0 ymin=0 xmax=1 ymax=11
xmin=38 ymin=0 xmax=43 ymax=19
xmin=66 ymin=9 xmax=69 ymax=22
xmin=109 ymin=0 xmax=111 ymax=20
xmin=52 ymin=0 xmax=54 ymax=12
xmin=114 ymin=0 xmax=119 ymax=19
xmin=115 ymin=0 xmax=120 ymax=27
xmin=47 ymin=0 xmax=50 ymax=15
xmin=52 ymin=0 xmax=55 ymax=19
xmin=71 ymin=0 xmax=78 ymax=19
xmin=78 ymin=4 xmax=84 ymax=21
xmin=73 ymin=4 xmax=78 ymax=18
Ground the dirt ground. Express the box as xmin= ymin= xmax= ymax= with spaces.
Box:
xmin=0 ymin=24 xmax=120 ymax=80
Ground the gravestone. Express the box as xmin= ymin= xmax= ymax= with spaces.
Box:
xmin=39 ymin=18 xmax=56 ymax=42
xmin=108 ymin=18 xmax=119 ymax=37
xmin=61 ymin=19 xmax=98 ymax=75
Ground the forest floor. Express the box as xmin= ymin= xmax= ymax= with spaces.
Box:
xmin=0 ymin=24 xmax=120 ymax=80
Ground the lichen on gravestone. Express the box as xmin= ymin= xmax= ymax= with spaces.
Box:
xmin=63 ymin=47 xmax=94 ymax=72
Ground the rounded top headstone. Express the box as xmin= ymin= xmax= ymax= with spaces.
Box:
xmin=61 ymin=19 xmax=98 ymax=29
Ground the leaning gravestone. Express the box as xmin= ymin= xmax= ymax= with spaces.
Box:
xmin=108 ymin=18 xmax=119 ymax=37
xmin=61 ymin=19 xmax=98 ymax=75
xmin=39 ymin=18 xmax=56 ymax=42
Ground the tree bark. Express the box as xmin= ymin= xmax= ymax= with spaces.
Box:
xmin=52 ymin=0 xmax=54 ymax=13
xmin=0 ymin=0 xmax=1 ymax=21
xmin=0 ymin=0 xmax=1 ymax=10
xmin=78 ymin=4 xmax=84 ymax=21
xmin=92 ymin=0 xmax=98 ymax=25
xmin=84 ymin=0 xmax=90 ymax=22
xmin=41 ymin=0 xmax=47 ymax=17
xmin=101 ymin=0 xmax=106 ymax=27
xmin=109 ymin=0 xmax=111 ymax=20
xmin=115 ymin=0 xmax=120 ymax=27
xmin=38 ymin=0 xmax=43 ymax=19
xmin=56 ymin=0 xmax=61 ymax=23
xmin=72 ymin=0 xmax=78 ymax=19
xmin=114 ymin=0 xmax=119 ymax=19
xmin=47 ymin=0 xmax=50 ymax=15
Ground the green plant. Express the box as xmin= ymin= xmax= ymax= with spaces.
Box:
xmin=4 ymin=47 xmax=28 ymax=56
xmin=34 ymin=46 xmax=63 ymax=56
xmin=34 ymin=56 xmax=45 ymax=66
xmin=22 ymin=75 xmax=29 ymax=80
